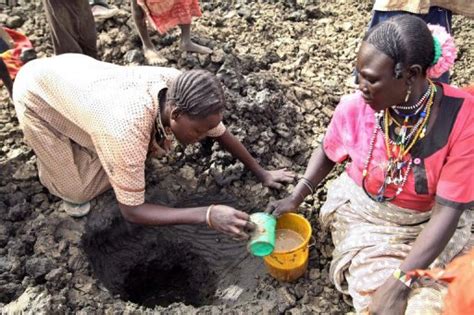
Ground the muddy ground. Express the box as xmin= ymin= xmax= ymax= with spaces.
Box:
xmin=0 ymin=0 xmax=473 ymax=313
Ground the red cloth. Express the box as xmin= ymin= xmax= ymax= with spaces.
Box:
xmin=461 ymin=84 xmax=474 ymax=96
xmin=0 ymin=28 xmax=33 ymax=79
xmin=408 ymin=249 xmax=474 ymax=315
xmin=137 ymin=0 xmax=202 ymax=34
xmin=323 ymin=83 xmax=474 ymax=211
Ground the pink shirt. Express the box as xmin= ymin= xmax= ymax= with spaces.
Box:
xmin=323 ymin=84 xmax=474 ymax=212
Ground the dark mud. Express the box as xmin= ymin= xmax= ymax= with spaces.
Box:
xmin=1 ymin=0 xmax=473 ymax=313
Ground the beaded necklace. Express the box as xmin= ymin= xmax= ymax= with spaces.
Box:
xmin=388 ymin=83 xmax=433 ymax=146
xmin=393 ymin=84 xmax=431 ymax=110
xmin=362 ymin=81 xmax=436 ymax=202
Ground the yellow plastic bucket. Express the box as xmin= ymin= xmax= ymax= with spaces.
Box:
xmin=263 ymin=213 xmax=312 ymax=282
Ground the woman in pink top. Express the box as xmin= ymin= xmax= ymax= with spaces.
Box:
xmin=268 ymin=15 xmax=473 ymax=314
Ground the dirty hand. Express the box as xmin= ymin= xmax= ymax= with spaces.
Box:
xmin=260 ymin=168 xmax=295 ymax=189
xmin=265 ymin=196 xmax=300 ymax=216
xmin=209 ymin=205 xmax=256 ymax=240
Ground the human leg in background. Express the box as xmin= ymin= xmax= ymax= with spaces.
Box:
xmin=42 ymin=0 xmax=98 ymax=59
xmin=131 ymin=0 xmax=167 ymax=64
xmin=179 ymin=23 xmax=212 ymax=54
xmin=368 ymin=6 xmax=452 ymax=83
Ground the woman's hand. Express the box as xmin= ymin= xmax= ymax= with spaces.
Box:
xmin=369 ymin=276 xmax=410 ymax=315
xmin=266 ymin=195 xmax=300 ymax=216
xmin=209 ymin=205 xmax=255 ymax=239
xmin=259 ymin=168 xmax=295 ymax=189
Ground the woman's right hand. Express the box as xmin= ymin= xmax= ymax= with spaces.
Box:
xmin=265 ymin=196 xmax=300 ymax=216
xmin=209 ymin=205 xmax=255 ymax=240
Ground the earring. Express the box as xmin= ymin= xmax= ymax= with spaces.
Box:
xmin=164 ymin=126 xmax=173 ymax=140
xmin=404 ymin=85 xmax=412 ymax=103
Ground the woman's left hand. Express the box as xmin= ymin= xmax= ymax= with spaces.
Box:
xmin=259 ymin=168 xmax=295 ymax=189
xmin=369 ymin=276 xmax=410 ymax=315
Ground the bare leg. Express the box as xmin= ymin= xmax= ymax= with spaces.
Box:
xmin=179 ymin=24 xmax=212 ymax=54
xmin=130 ymin=0 xmax=167 ymax=64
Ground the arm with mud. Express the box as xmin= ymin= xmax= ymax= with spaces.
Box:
xmin=215 ymin=130 xmax=295 ymax=189
xmin=119 ymin=202 xmax=254 ymax=239
xmin=266 ymin=147 xmax=335 ymax=216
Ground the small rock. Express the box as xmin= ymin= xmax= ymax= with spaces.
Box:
xmin=294 ymin=283 xmax=306 ymax=299
xmin=6 ymin=148 xmax=26 ymax=161
xmin=305 ymin=6 xmax=323 ymax=19
xmin=342 ymin=22 xmax=353 ymax=31
xmin=25 ymin=257 xmax=55 ymax=280
xmin=276 ymin=287 xmax=296 ymax=313
xmin=211 ymin=48 xmax=225 ymax=64
xmin=237 ymin=8 xmax=254 ymax=23
xmin=45 ymin=267 xmax=65 ymax=283
xmin=0 ymin=256 xmax=13 ymax=273
xmin=123 ymin=49 xmax=144 ymax=64
xmin=309 ymin=268 xmax=321 ymax=280
xmin=12 ymin=163 xmax=37 ymax=180
xmin=288 ymin=11 xmax=305 ymax=22
xmin=313 ymin=284 xmax=323 ymax=295
xmin=7 ymin=203 xmax=29 ymax=221
xmin=31 ymin=193 xmax=48 ymax=206
xmin=6 ymin=15 xmax=24 ymax=28
xmin=179 ymin=165 xmax=196 ymax=181
xmin=198 ymin=53 xmax=211 ymax=67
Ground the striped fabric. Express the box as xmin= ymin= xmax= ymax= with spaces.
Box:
xmin=320 ymin=172 xmax=472 ymax=313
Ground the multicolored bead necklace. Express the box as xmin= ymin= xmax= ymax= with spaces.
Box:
xmin=362 ymin=81 xmax=436 ymax=202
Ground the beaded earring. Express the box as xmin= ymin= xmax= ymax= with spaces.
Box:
xmin=404 ymin=85 xmax=412 ymax=103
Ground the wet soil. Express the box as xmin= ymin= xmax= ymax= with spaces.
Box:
xmin=0 ymin=0 xmax=473 ymax=313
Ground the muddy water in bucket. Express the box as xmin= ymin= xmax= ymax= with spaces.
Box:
xmin=274 ymin=229 xmax=305 ymax=252
xmin=263 ymin=213 xmax=312 ymax=282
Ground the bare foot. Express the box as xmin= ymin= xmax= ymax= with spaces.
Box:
xmin=180 ymin=41 xmax=212 ymax=54
xmin=144 ymin=48 xmax=167 ymax=65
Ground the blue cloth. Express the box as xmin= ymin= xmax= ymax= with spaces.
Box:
xmin=0 ymin=36 xmax=9 ymax=54
xmin=368 ymin=6 xmax=452 ymax=83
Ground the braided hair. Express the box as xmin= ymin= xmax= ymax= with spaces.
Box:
xmin=363 ymin=15 xmax=434 ymax=78
xmin=167 ymin=69 xmax=225 ymax=118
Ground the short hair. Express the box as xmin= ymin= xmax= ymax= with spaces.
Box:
xmin=363 ymin=15 xmax=434 ymax=78
xmin=167 ymin=69 xmax=225 ymax=118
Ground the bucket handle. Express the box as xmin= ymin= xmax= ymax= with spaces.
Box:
xmin=308 ymin=235 xmax=316 ymax=249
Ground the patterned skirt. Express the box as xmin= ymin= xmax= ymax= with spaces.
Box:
xmin=137 ymin=0 xmax=202 ymax=34
xmin=320 ymin=172 xmax=472 ymax=314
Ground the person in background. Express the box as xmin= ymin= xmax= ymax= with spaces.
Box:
xmin=268 ymin=15 xmax=472 ymax=314
xmin=12 ymin=54 xmax=293 ymax=238
xmin=0 ymin=27 xmax=35 ymax=97
xmin=131 ymin=0 xmax=212 ymax=65
xmin=42 ymin=0 xmax=98 ymax=58
xmin=368 ymin=0 xmax=474 ymax=83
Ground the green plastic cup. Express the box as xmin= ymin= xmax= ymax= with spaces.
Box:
xmin=248 ymin=212 xmax=277 ymax=257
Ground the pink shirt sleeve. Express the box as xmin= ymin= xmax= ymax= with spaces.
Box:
xmin=435 ymin=103 xmax=474 ymax=210
xmin=323 ymin=94 xmax=363 ymax=163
